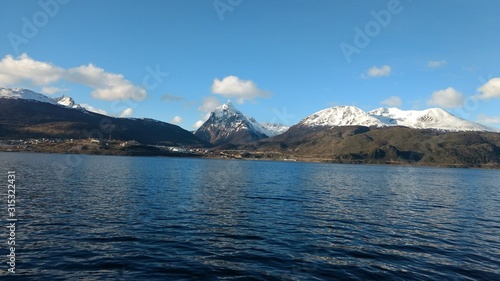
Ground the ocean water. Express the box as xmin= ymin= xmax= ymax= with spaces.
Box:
xmin=0 ymin=152 xmax=499 ymax=280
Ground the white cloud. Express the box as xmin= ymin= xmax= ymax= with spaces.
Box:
xmin=80 ymin=104 xmax=109 ymax=115
xmin=381 ymin=96 xmax=402 ymax=107
xmin=0 ymin=54 xmax=146 ymax=101
xmin=0 ymin=54 xmax=64 ymax=85
xmin=66 ymin=64 xmax=146 ymax=101
xmin=427 ymin=60 xmax=447 ymax=68
xmin=170 ymin=116 xmax=183 ymax=125
xmin=476 ymin=78 xmax=500 ymax=100
xmin=198 ymin=96 xmax=221 ymax=112
xmin=211 ymin=75 xmax=270 ymax=104
xmin=119 ymin=107 xmax=134 ymax=118
xmin=427 ymin=87 xmax=464 ymax=108
xmin=365 ymin=65 xmax=391 ymax=78
xmin=476 ymin=115 xmax=500 ymax=125
xmin=41 ymin=86 xmax=68 ymax=95
xmin=192 ymin=120 xmax=205 ymax=129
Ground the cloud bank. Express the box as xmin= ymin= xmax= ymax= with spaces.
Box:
xmin=0 ymin=54 xmax=146 ymax=101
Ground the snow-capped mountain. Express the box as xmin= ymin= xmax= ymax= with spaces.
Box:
xmin=0 ymin=88 xmax=84 ymax=110
xmin=298 ymin=106 xmax=386 ymax=128
xmin=0 ymin=88 xmax=58 ymax=105
xmin=2 ymin=88 xmax=497 ymax=138
xmin=368 ymin=107 xmax=497 ymax=132
xmin=195 ymin=100 xmax=277 ymax=145
xmin=261 ymin=122 xmax=290 ymax=136
xmin=298 ymin=105 xmax=498 ymax=132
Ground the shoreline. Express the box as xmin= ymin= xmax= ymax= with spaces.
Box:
xmin=1 ymin=148 xmax=499 ymax=170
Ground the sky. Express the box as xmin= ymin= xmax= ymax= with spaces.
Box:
xmin=0 ymin=0 xmax=499 ymax=130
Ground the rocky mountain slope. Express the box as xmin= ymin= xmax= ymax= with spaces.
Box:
xmin=239 ymin=125 xmax=500 ymax=168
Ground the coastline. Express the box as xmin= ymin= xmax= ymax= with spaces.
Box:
xmin=1 ymin=141 xmax=499 ymax=170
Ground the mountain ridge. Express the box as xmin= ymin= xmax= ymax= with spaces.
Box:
xmin=298 ymin=105 xmax=498 ymax=133
xmin=0 ymin=89 xmax=208 ymax=147
xmin=1 ymin=88 xmax=497 ymax=134
xmin=368 ymin=107 xmax=496 ymax=132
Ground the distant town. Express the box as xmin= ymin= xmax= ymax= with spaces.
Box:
xmin=0 ymin=138 xmax=287 ymax=161
xmin=0 ymin=138 xmax=207 ymax=155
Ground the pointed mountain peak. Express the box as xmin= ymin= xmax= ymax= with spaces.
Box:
xmin=195 ymin=100 xmax=272 ymax=145
xmin=213 ymin=100 xmax=241 ymax=118
xmin=219 ymin=99 xmax=236 ymax=110
xmin=53 ymin=95 xmax=76 ymax=107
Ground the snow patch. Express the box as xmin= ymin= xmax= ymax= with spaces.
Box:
xmin=260 ymin=122 xmax=290 ymax=136
xmin=369 ymin=107 xmax=496 ymax=132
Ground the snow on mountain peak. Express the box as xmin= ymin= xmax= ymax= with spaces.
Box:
xmin=213 ymin=100 xmax=242 ymax=119
xmin=300 ymin=105 xmax=386 ymax=127
xmin=1 ymin=88 xmax=497 ymax=134
xmin=0 ymin=88 xmax=58 ymax=105
xmin=260 ymin=122 xmax=290 ymax=136
xmin=300 ymin=105 xmax=498 ymax=132
xmin=368 ymin=107 xmax=495 ymax=132
xmin=53 ymin=95 xmax=76 ymax=107
xmin=0 ymin=88 xmax=87 ymax=112
xmin=194 ymin=99 xmax=293 ymax=144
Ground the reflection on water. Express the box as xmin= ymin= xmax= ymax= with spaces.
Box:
xmin=0 ymin=152 xmax=499 ymax=280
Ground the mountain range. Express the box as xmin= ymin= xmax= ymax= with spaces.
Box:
xmin=1 ymin=88 xmax=499 ymax=167
xmin=296 ymin=105 xmax=496 ymax=132
xmin=194 ymin=100 xmax=498 ymax=147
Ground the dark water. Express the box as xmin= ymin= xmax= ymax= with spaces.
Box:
xmin=0 ymin=152 xmax=499 ymax=280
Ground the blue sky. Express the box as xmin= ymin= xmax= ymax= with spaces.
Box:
xmin=1 ymin=0 xmax=499 ymax=129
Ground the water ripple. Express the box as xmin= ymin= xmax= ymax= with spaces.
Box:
xmin=0 ymin=153 xmax=499 ymax=280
